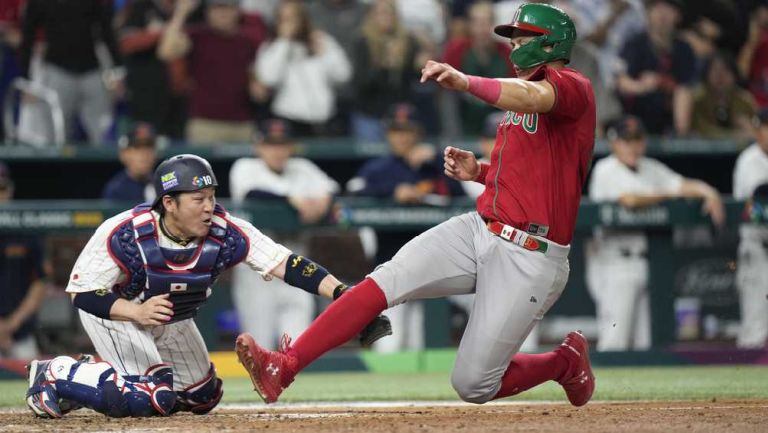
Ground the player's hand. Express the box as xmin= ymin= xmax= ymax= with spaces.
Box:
xmin=134 ymin=294 xmax=174 ymax=326
xmin=420 ymin=60 xmax=469 ymax=92
xmin=443 ymin=146 xmax=480 ymax=181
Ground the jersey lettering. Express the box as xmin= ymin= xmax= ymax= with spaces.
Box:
xmin=504 ymin=111 xmax=538 ymax=134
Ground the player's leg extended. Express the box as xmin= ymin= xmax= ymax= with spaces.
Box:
xmin=26 ymin=355 xmax=176 ymax=418
xmin=236 ymin=212 xmax=480 ymax=403
xmin=450 ymin=222 xmax=594 ymax=406
xmin=156 ymin=319 xmax=223 ymax=414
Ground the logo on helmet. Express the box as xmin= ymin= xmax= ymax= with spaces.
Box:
xmin=160 ymin=171 xmax=178 ymax=191
xmin=192 ymin=175 xmax=214 ymax=188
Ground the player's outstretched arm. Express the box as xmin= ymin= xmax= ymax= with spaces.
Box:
xmin=420 ymin=59 xmax=555 ymax=113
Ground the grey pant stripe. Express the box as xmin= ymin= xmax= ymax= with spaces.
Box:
xmin=181 ymin=328 xmax=205 ymax=378
xmin=102 ymin=319 xmax=127 ymax=373
xmin=120 ymin=321 xmax=140 ymax=373
xmin=80 ymin=312 xmax=115 ymax=365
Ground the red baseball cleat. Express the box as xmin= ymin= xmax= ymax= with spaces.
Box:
xmin=555 ymin=331 xmax=595 ymax=407
xmin=235 ymin=333 xmax=297 ymax=404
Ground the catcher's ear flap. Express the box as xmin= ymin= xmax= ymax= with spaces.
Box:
xmin=359 ymin=314 xmax=393 ymax=347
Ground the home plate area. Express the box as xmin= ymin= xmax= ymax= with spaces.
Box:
xmin=2 ymin=400 xmax=767 ymax=433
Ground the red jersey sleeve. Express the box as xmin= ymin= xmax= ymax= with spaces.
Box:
xmin=474 ymin=162 xmax=490 ymax=185
xmin=544 ymin=67 xmax=591 ymax=121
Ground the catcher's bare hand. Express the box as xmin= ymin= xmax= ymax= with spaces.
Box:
xmin=134 ymin=294 xmax=174 ymax=326
xmin=420 ymin=60 xmax=469 ymax=92
xmin=444 ymin=146 xmax=480 ymax=181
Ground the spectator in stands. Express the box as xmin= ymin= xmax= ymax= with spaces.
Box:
xmin=0 ymin=0 xmax=24 ymax=142
xmin=119 ymin=0 xmax=187 ymax=140
xmin=732 ymin=109 xmax=768 ymax=349
xmin=159 ymin=0 xmax=264 ymax=145
xmin=346 ymin=104 xmax=464 ymax=352
xmin=307 ymin=0 xmax=368 ymax=135
xmin=0 ymin=162 xmax=46 ymax=359
xmin=738 ymin=2 xmax=768 ymax=109
xmin=350 ymin=0 xmax=419 ymax=143
xmin=443 ymin=1 xmax=513 ymax=137
xmin=395 ymin=0 xmax=445 ymax=48
xmin=102 ymin=123 xmax=158 ymax=203
xmin=616 ymin=0 xmax=697 ymax=136
xmin=308 ymin=0 xmax=367 ymax=61
xmin=586 ymin=116 xmax=724 ymax=351
xmin=18 ymin=0 xmax=123 ymax=145
xmin=692 ymin=53 xmax=756 ymax=140
xmin=257 ymin=0 xmax=352 ymax=136
xmin=680 ymin=1 xmax=740 ymax=70
xmin=554 ymin=0 xmax=623 ymax=135
xmin=229 ymin=119 xmax=339 ymax=349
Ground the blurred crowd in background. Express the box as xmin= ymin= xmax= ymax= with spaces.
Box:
xmin=1 ymin=0 xmax=768 ymax=360
xmin=0 ymin=0 xmax=767 ymax=145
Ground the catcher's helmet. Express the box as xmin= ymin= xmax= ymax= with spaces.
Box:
xmin=494 ymin=3 xmax=577 ymax=70
xmin=152 ymin=154 xmax=218 ymax=205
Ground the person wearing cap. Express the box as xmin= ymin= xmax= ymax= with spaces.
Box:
xmin=347 ymin=103 xmax=463 ymax=205
xmin=586 ymin=115 xmax=724 ymax=351
xmin=616 ymin=0 xmax=697 ymax=136
xmin=229 ymin=119 xmax=339 ymax=350
xmin=732 ymin=108 xmax=768 ymax=348
xmin=102 ymin=123 xmax=158 ymax=203
xmin=0 ymin=162 xmax=47 ymax=361
xmin=25 ymin=153 xmax=390 ymax=419
xmin=235 ymin=3 xmax=601 ymax=407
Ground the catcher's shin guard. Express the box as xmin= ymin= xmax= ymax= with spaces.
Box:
xmin=175 ymin=363 xmax=223 ymax=414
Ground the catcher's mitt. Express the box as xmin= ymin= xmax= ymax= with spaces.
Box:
xmin=333 ymin=284 xmax=393 ymax=347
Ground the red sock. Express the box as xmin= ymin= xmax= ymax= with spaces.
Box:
xmin=287 ymin=278 xmax=387 ymax=371
xmin=493 ymin=351 xmax=570 ymax=400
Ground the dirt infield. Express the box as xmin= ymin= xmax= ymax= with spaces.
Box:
xmin=2 ymin=400 xmax=766 ymax=433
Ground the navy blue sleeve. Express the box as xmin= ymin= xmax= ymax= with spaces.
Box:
xmin=673 ymin=39 xmax=697 ymax=85
xmin=355 ymin=160 xmax=399 ymax=197
xmin=101 ymin=177 xmax=121 ymax=200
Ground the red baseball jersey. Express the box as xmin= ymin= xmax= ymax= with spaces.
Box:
xmin=475 ymin=66 xmax=595 ymax=245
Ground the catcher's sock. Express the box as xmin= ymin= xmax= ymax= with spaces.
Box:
xmin=492 ymin=351 xmax=569 ymax=400
xmin=287 ymin=278 xmax=387 ymax=371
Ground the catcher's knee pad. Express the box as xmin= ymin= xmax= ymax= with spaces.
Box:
xmin=176 ymin=363 xmax=223 ymax=415
xmin=52 ymin=357 xmax=175 ymax=418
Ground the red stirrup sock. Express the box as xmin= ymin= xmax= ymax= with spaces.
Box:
xmin=467 ymin=75 xmax=502 ymax=105
xmin=493 ymin=351 xmax=570 ymax=399
xmin=287 ymin=278 xmax=388 ymax=371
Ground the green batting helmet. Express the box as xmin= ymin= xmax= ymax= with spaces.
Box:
xmin=494 ymin=3 xmax=577 ymax=70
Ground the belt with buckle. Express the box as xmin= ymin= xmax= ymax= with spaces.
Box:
xmin=486 ymin=220 xmax=549 ymax=254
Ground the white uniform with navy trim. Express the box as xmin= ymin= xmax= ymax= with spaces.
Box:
xmin=733 ymin=143 xmax=768 ymax=348
xmin=229 ymin=157 xmax=338 ymax=349
xmin=587 ymin=155 xmax=683 ymax=351
xmin=66 ymin=208 xmax=290 ymax=389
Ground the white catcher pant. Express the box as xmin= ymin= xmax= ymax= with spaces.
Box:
xmin=736 ymin=239 xmax=768 ymax=348
xmin=585 ymin=244 xmax=651 ymax=352
xmin=369 ymin=212 xmax=569 ymax=402
xmin=79 ymin=311 xmax=211 ymax=390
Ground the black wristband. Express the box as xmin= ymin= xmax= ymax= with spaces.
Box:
xmin=73 ymin=289 xmax=119 ymax=319
xmin=283 ymin=254 xmax=330 ymax=295
xmin=332 ymin=284 xmax=348 ymax=300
